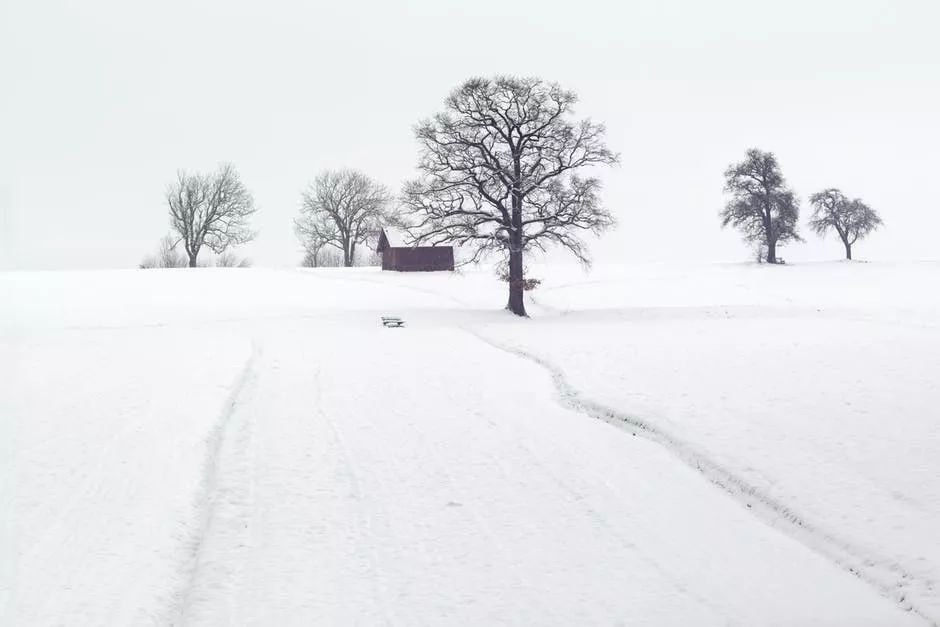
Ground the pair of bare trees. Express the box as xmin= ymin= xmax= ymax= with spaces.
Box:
xmin=721 ymin=149 xmax=882 ymax=262
xmin=155 ymin=164 xmax=392 ymax=272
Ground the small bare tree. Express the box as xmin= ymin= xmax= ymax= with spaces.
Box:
xmin=139 ymin=234 xmax=187 ymax=269
xmin=401 ymin=76 xmax=618 ymax=316
xmin=809 ymin=188 xmax=882 ymax=260
xmin=300 ymin=237 xmax=328 ymax=268
xmin=721 ymin=149 xmax=801 ymax=264
xmin=157 ymin=234 xmax=186 ymax=268
xmin=167 ymin=163 xmax=257 ymax=267
xmin=295 ymin=170 xmax=391 ymax=267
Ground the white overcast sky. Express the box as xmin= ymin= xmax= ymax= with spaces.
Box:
xmin=1 ymin=0 xmax=938 ymax=269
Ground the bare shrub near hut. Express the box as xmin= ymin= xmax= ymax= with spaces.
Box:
xmin=214 ymin=251 xmax=252 ymax=267
xmin=497 ymin=261 xmax=541 ymax=291
xmin=139 ymin=234 xmax=187 ymax=269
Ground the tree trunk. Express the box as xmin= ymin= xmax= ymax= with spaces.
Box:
xmin=844 ymin=241 xmax=852 ymax=260
xmin=507 ymin=159 xmax=527 ymax=317
xmin=506 ymin=226 xmax=526 ymax=316
xmin=188 ymin=253 xmax=197 ymax=268
xmin=766 ymin=239 xmax=777 ymax=264
xmin=762 ymin=199 xmax=779 ymax=264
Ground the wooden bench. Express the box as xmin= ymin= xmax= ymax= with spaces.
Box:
xmin=381 ymin=316 xmax=405 ymax=328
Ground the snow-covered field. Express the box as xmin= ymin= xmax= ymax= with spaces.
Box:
xmin=2 ymin=261 xmax=938 ymax=626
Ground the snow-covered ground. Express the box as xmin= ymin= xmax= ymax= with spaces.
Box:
xmin=1 ymin=262 xmax=937 ymax=625
xmin=479 ymin=261 xmax=940 ymax=619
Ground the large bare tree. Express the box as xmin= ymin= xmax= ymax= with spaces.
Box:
xmin=167 ymin=163 xmax=257 ymax=267
xmin=809 ymin=188 xmax=882 ymax=260
xmin=401 ymin=76 xmax=618 ymax=316
xmin=295 ymin=169 xmax=391 ymax=267
xmin=721 ymin=149 xmax=801 ymax=264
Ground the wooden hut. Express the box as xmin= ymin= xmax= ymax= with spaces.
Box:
xmin=376 ymin=227 xmax=454 ymax=272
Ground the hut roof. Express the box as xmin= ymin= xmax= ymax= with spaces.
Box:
xmin=377 ymin=226 xmax=409 ymax=252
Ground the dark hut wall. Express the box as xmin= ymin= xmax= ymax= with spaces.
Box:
xmin=382 ymin=247 xmax=454 ymax=271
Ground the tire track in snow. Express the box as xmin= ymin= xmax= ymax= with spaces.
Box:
xmin=168 ymin=340 xmax=260 ymax=626
xmin=465 ymin=328 xmax=938 ymax=627
xmin=478 ymin=404 xmax=736 ymax=624
xmin=314 ymin=366 xmax=402 ymax=625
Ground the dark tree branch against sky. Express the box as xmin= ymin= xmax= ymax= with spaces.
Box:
xmin=402 ymin=76 xmax=617 ymax=316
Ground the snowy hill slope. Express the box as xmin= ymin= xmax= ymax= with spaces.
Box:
xmin=2 ymin=263 xmax=937 ymax=626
